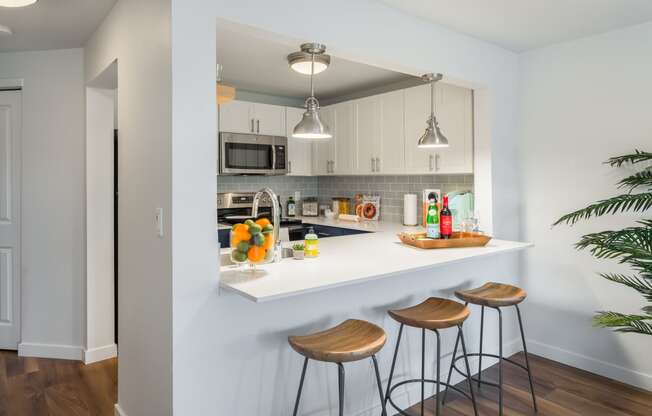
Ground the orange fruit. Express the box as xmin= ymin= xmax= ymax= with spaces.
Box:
xmin=231 ymin=233 xmax=242 ymax=247
xmin=247 ymin=246 xmax=266 ymax=262
xmin=263 ymin=233 xmax=274 ymax=250
xmin=255 ymin=218 xmax=271 ymax=228
xmin=233 ymin=223 xmax=249 ymax=233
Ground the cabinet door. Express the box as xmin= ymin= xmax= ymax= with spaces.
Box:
xmin=378 ymin=90 xmax=405 ymax=174
xmin=253 ymin=103 xmax=286 ymax=136
xmin=332 ymin=101 xmax=355 ymax=174
xmin=312 ymin=106 xmax=335 ymax=175
xmin=404 ymin=85 xmax=435 ymax=174
xmin=286 ymin=107 xmax=312 ymax=176
xmin=354 ymin=96 xmax=381 ymax=174
xmin=218 ymin=100 xmax=254 ymax=134
xmin=433 ymin=83 xmax=473 ymax=173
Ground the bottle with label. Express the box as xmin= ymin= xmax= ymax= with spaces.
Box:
xmin=440 ymin=195 xmax=452 ymax=239
xmin=304 ymin=227 xmax=319 ymax=257
xmin=287 ymin=196 xmax=296 ymax=217
xmin=426 ymin=197 xmax=440 ymax=239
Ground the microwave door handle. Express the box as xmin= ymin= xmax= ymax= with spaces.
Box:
xmin=271 ymin=144 xmax=276 ymax=172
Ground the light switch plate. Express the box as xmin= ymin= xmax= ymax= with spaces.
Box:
xmin=155 ymin=208 xmax=164 ymax=238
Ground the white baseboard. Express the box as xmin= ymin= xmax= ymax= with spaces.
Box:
xmin=84 ymin=344 xmax=118 ymax=364
xmin=18 ymin=342 xmax=83 ymax=360
xmin=114 ymin=404 xmax=128 ymax=416
xmin=527 ymin=338 xmax=652 ymax=392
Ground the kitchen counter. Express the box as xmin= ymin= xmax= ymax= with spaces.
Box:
xmin=219 ymin=217 xmax=532 ymax=302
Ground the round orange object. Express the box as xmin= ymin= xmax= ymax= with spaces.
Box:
xmin=231 ymin=233 xmax=242 ymax=247
xmin=247 ymin=246 xmax=266 ymax=262
xmin=255 ymin=218 xmax=271 ymax=228
xmin=233 ymin=223 xmax=249 ymax=233
xmin=263 ymin=233 xmax=274 ymax=250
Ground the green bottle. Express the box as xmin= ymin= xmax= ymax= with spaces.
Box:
xmin=426 ymin=196 xmax=440 ymax=239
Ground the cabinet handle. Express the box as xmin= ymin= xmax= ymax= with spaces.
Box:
xmin=256 ymin=119 xmax=260 ymax=134
xmin=371 ymin=157 xmax=375 ymax=172
xmin=429 ymin=154 xmax=434 ymax=171
xmin=435 ymin=154 xmax=440 ymax=171
xmin=288 ymin=161 xmax=292 ymax=174
xmin=250 ymin=119 xmax=255 ymax=133
xmin=375 ymin=157 xmax=380 ymax=172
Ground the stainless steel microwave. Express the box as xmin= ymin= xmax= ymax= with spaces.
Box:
xmin=219 ymin=132 xmax=287 ymax=175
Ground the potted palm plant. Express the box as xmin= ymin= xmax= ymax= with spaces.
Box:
xmin=554 ymin=150 xmax=652 ymax=335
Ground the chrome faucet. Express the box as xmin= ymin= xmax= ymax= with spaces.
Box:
xmin=251 ymin=188 xmax=281 ymax=261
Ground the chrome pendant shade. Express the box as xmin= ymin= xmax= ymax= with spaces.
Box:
xmin=289 ymin=43 xmax=332 ymax=139
xmin=417 ymin=73 xmax=449 ymax=149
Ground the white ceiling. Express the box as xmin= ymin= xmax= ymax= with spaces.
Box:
xmin=0 ymin=0 xmax=116 ymax=52
xmin=217 ymin=21 xmax=414 ymax=101
xmin=380 ymin=0 xmax=652 ymax=52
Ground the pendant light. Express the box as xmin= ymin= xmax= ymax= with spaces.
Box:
xmin=417 ymin=73 xmax=449 ymax=148
xmin=0 ymin=0 xmax=38 ymax=6
xmin=288 ymin=43 xmax=331 ymax=75
xmin=291 ymin=43 xmax=332 ymax=139
xmin=215 ymin=63 xmax=236 ymax=105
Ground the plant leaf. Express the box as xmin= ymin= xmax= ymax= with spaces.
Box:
xmin=593 ymin=311 xmax=652 ymax=335
xmin=607 ymin=150 xmax=652 ymax=168
xmin=553 ymin=193 xmax=652 ymax=226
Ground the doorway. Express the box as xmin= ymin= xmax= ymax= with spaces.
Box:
xmin=0 ymin=90 xmax=22 ymax=350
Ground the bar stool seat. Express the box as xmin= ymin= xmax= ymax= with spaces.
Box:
xmin=388 ymin=297 xmax=470 ymax=330
xmin=289 ymin=319 xmax=386 ymax=363
xmin=455 ymin=282 xmax=526 ymax=307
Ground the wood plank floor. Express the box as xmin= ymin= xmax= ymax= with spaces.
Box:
xmin=0 ymin=350 xmax=116 ymax=416
xmin=0 ymin=350 xmax=650 ymax=415
xmin=401 ymin=352 xmax=652 ymax=416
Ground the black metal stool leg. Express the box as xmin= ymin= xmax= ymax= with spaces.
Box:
xmin=478 ymin=305 xmax=485 ymax=389
xmin=441 ymin=328 xmax=460 ymax=406
xmin=337 ymin=363 xmax=345 ymax=416
xmin=497 ymin=307 xmax=504 ymax=416
xmin=292 ymin=357 xmax=309 ymax=416
xmin=384 ymin=324 xmax=403 ymax=409
xmin=371 ymin=355 xmax=387 ymax=416
xmin=458 ymin=325 xmax=479 ymax=416
xmin=434 ymin=329 xmax=441 ymax=416
xmin=516 ymin=305 xmax=538 ymax=412
xmin=421 ymin=328 xmax=426 ymax=416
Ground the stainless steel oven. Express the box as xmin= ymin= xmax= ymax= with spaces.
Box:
xmin=219 ymin=132 xmax=287 ymax=175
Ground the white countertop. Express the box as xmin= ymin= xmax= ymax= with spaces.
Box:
xmin=219 ymin=217 xmax=532 ymax=302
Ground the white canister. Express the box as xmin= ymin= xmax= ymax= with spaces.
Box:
xmin=403 ymin=194 xmax=418 ymax=226
xmin=331 ymin=198 xmax=340 ymax=214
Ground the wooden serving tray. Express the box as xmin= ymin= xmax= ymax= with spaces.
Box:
xmin=398 ymin=231 xmax=491 ymax=249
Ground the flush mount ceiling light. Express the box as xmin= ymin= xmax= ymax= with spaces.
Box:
xmin=287 ymin=43 xmax=331 ymax=75
xmin=417 ymin=73 xmax=449 ymax=149
xmin=291 ymin=43 xmax=332 ymax=139
xmin=0 ymin=0 xmax=38 ymax=7
xmin=0 ymin=24 xmax=12 ymax=36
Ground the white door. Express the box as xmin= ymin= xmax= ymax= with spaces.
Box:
xmin=286 ymin=107 xmax=312 ymax=175
xmin=404 ymin=84 xmax=435 ymax=174
xmin=253 ymin=103 xmax=285 ymax=136
xmin=218 ymin=100 xmax=254 ymax=134
xmin=378 ymin=90 xmax=405 ymax=174
xmin=355 ymin=96 xmax=381 ymax=174
xmin=434 ymin=83 xmax=473 ymax=173
xmin=312 ymin=106 xmax=335 ymax=175
xmin=332 ymin=102 xmax=355 ymax=174
xmin=0 ymin=91 xmax=21 ymax=349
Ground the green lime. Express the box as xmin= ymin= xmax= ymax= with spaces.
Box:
xmin=248 ymin=224 xmax=262 ymax=234
xmin=262 ymin=224 xmax=274 ymax=234
xmin=236 ymin=241 xmax=250 ymax=253
xmin=244 ymin=219 xmax=255 ymax=227
xmin=231 ymin=251 xmax=247 ymax=263
xmin=252 ymin=233 xmax=265 ymax=247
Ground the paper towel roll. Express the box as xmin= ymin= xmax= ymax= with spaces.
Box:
xmin=403 ymin=194 xmax=418 ymax=225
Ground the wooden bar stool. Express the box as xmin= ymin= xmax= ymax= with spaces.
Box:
xmin=443 ymin=282 xmax=537 ymax=416
xmin=384 ymin=298 xmax=479 ymax=416
xmin=289 ymin=319 xmax=387 ymax=416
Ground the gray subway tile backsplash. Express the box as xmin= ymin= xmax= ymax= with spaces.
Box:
xmin=217 ymin=174 xmax=473 ymax=223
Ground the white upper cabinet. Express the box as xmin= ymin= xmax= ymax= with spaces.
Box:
xmin=312 ymin=106 xmax=335 ymax=175
xmin=378 ymin=90 xmax=405 ymax=174
xmin=332 ymin=102 xmax=355 ymax=174
xmin=404 ymin=83 xmax=473 ymax=174
xmin=218 ymin=100 xmax=286 ymax=136
xmin=286 ymin=107 xmax=313 ymax=176
xmin=354 ymin=96 xmax=381 ymax=174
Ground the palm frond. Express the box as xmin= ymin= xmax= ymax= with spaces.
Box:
xmin=607 ymin=150 xmax=652 ymax=168
xmin=553 ymin=193 xmax=652 ymax=226
xmin=617 ymin=170 xmax=652 ymax=192
xmin=599 ymin=273 xmax=652 ymax=302
xmin=593 ymin=311 xmax=652 ymax=335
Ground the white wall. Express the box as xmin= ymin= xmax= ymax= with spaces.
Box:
xmin=85 ymin=0 xmax=173 ymax=414
xmin=168 ymin=0 xmax=522 ymax=414
xmin=519 ymin=21 xmax=652 ymax=390
xmin=85 ymin=87 xmax=116 ymax=363
xmin=0 ymin=48 xmax=86 ymax=360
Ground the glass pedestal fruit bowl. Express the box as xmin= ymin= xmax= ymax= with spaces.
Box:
xmin=230 ymin=218 xmax=276 ymax=269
